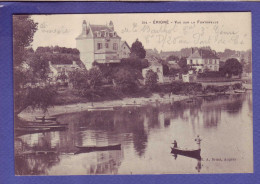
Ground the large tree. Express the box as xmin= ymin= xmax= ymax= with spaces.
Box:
xmin=223 ymin=58 xmax=243 ymax=78
xmin=13 ymin=15 xmax=57 ymax=114
xmin=178 ymin=57 xmax=189 ymax=74
xmin=113 ymin=67 xmax=140 ymax=94
xmin=145 ymin=70 xmax=158 ymax=90
xmin=130 ymin=39 xmax=146 ymax=59
xmin=13 ymin=15 xmax=38 ymax=67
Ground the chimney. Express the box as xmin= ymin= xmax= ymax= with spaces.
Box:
xmin=82 ymin=20 xmax=87 ymax=34
xmin=108 ymin=20 xmax=114 ymax=31
xmin=192 ymin=48 xmax=194 ymax=54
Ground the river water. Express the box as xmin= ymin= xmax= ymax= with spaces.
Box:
xmin=15 ymin=93 xmax=253 ymax=175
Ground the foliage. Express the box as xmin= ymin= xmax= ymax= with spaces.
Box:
xmin=223 ymin=58 xmax=243 ymax=78
xmin=197 ymin=71 xmax=224 ymax=78
xmin=168 ymin=68 xmax=180 ymax=76
xmin=130 ymin=39 xmax=146 ymax=59
xmin=145 ymin=70 xmax=158 ymax=89
xmin=68 ymin=69 xmax=88 ymax=90
xmin=27 ymin=53 xmax=51 ymax=81
xmin=88 ymin=67 xmax=103 ymax=89
xmin=162 ymin=64 xmax=170 ymax=75
xmin=166 ymin=55 xmax=179 ymax=62
xmin=113 ymin=67 xmax=140 ymax=94
xmin=121 ymin=57 xmax=149 ymax=71
xmin=178 ymin=57 xmax=189 ymax=74
xmin=36 ymin=46 xmax=80 ymax=55
xmin=13 ymin=15 xmax=38 ymax=67
xmin=26 ymin=86 xmax=58 ymax=113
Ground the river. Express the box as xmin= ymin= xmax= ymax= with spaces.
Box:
xmin=14 ymin=93 xmax=253 ymax=175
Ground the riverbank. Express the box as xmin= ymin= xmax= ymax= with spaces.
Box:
xmin=18 ymin=93 xmax=190 ymax=122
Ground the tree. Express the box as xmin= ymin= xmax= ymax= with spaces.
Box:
xmin=223 ymin=58 xmax=243 ymax=78
xmin=178 ymin=57 xmax=189 ymax=74
xmin=166 ymin=55 xmax=179 ymax=62
xmin=114 ymin=67 xmax=140 ymax=94
xmin=130 ymin=39 xmax=146 ymax=59
xmin=13 ymin=15 xmax=38 ymax=67
xmin=145 ymin=70 xmax=158 ymax=90
xmin=88 ymin=67 xmax=103 ymax=89
xmin=13 ymin=16 xmax=57 ymax=114
xmin=68 ymin=69 xmax=88 ymax=90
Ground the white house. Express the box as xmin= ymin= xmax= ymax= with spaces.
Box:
xmin=76 ymin=20 xmax=130 ymax=69
xmin=187 ymin=49 xmax=220 ymax=73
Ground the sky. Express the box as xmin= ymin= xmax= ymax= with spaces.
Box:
xmin=31 ymin=12 xmax=251 ymax=52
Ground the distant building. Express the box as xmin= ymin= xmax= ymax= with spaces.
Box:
xmin=142 ymin=56 xmax=164 ymax=83
xmin=182 ymin=70 xmax=197 ymax=82
xmin=120 ymin=41 xmax=131 ymax=59
xmin=49 ymin=61 xmax=81 ymax=82
xmin=187 ymin=48 xmax=220 ymax=73
xmin=76 ymin=20 xmax=130 ymax=69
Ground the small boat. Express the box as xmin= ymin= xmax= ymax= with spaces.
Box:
xmin=26 ymin=122 xmax=68 ymax=126
xmin=15 ymin=127 xmax=52 ymax=133
xmin=20 ymin=124 xmax=67 ymax=129
xmin=88 ymin=107 xmax=114 ymax=111
xmin=171 ymin=147 xmax=201 ymax=159
xmin=75 ymin=144 xmax=121 ymax=153
xmin=234 ymin=90 xmax=246 ymax=94
xmin=35 ymin=116 xmax=57 ymax=121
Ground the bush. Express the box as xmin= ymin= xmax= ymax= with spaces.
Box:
xmin=197 ymin=71 xmax=224 ymax=78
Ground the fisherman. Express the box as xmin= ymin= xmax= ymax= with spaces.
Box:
xmin=173 ymin=140 xmax=178 ymax=148
xmin=195 ymin=135 xmax=202 ymax=149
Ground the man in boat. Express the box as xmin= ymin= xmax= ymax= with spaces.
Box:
xmin=195 ymin=135 xmax=202 ymax=149
xmin=173 ymin=140 xmax=178 ymax=148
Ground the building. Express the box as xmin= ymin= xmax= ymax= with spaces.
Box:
xmin=182 ymin=70 xmax=197 ymax=83
xmin=120 ymin=41 xmax=131 ymax=59
xmin=76 ymin=20 xmax=130 ymax=69
xmin=187 ymin=49 xmax=220 ymax=73
xmin=49 ymin=61 xmax=81 ymax=83
xmin=142 ymin=56 xmax=164 ymax=83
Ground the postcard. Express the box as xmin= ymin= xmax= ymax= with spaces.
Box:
xmin=13 ymin=12 xmax=252 ymax=175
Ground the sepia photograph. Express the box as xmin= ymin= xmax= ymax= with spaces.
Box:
xmin=13 ymin=12 xmax=253 ymax=175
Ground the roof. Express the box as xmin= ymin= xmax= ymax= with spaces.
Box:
xmin=90 ymin=24 xmax=121 ymax=38
xmin=120 ymin=41 xmax=130 ymax=49
xmin=76 ymin=23 xmax=121 ymax=39
xmin=188 ymin=50 xmax=219 ymax=59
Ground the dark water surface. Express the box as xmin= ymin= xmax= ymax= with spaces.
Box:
xmin=15 ymin=93 xmax=253 ymax=175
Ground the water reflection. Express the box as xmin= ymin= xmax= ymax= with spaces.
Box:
xmin=15 ymin=93 xmax=252 ymax=175
xmin=171 ymin=153 xmax=202 ymax=173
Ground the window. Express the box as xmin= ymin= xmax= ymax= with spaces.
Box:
xmin=97 ymin=32 xmax=101 ymax=37
xmin=105 ymin=43 xmax=109 ymax=48
xmin=97 ymin=43 xmax=102 ymax=50
xmin=190 ymin=60 xmax=193 ymax=64
xmin=113 ymin=43 xmax=118 ymax=50
xmin=196 ymin=60 xmax=198 ymax=64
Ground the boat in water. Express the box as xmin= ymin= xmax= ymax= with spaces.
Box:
xmin=35 ymin=116 xmax=57 ymax=121
xmin=75 ymin=144 xmax=121 ymax=154
xmin=171 ymin=147 xmax=201 ymax=160
xmin=234 ymin=89 xmax=246 ymax=94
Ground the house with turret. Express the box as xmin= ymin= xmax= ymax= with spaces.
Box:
xmin=76 ymin=20 xmax=130 ymax=69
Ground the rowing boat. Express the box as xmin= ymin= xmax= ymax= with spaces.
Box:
xmin=20 ymin=124 xmax=67 ymax=129
xmin=75 ymin=144 xmax=121 ymax=153
xmin=35 ymin=116 xmax=57 ymax=121
xmin=171 ymin=147 xmax=201 ymax=159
